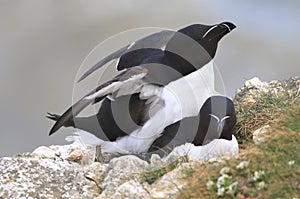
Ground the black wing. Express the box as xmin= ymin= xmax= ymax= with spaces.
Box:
xmin=77 ymin=30 xmax=175 ymax=82
xmin=49 ymin=66 xmax=148 ymax=135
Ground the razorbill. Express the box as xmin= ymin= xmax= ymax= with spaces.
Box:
xmin=48 ymin=22 xmax=236 ymax=154
xmin=76 ymin=22 xmax=236 ymax=83
xmin=147 ymin=96 xmax=237 ymax=157
xmin=49 ymin=95 xmax=237 ymax=159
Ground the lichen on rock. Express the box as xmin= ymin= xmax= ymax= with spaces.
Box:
xmin=0 ymin=157 xmax=104 ymax=198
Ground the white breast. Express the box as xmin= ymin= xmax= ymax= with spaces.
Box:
xmin=166 ymin=135 xmax=238 ymax=161
xmin=162 ymin=60 xmax=215 ymax=121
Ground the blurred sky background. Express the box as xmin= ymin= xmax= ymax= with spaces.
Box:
xmin=0 ymin=1 xmax=299 ymax=157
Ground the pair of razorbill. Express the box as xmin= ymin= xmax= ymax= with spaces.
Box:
xmin=48 ymin=22 xmax=237 ymax=159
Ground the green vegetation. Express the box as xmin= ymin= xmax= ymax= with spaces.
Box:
xmin=177 ymin=90 xmax=300 ymax=198
xmin=234 ymin=91 xmax=298 ymax=146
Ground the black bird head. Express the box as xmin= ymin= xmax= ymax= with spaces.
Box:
xmin=193 ymin=96 xmax=236 ymax=145
xmin=175 ymin=22 xmax=236 ymax=60
xmin=179 ymin=22 xmax=236 ymax=43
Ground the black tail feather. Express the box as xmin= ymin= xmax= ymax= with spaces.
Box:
xmin=46 ymin=112 xmax=60 ymax=121
xmin=47 ymin=112 xmax=75 ymax=131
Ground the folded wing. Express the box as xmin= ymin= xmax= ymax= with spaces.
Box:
xmin=77 ymin=30 xmax=175 ymax=82
xmin=49 ymin=66 xmax=148 ymax=135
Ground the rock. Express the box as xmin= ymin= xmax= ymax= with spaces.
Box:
xmin=98 ymin=180 xmax=150 ymax=199
xmin=32 ymin=146 xmax=56 ymax=159
xmin=235 ymin=77 xmax=267 ymax=106
xmin=150 ymin=162 xmax=197 ymax=199
xmin=253 ymin=125 xmax=271 ymax=144
xmin=99 ymin=155 xmax=149 ymax=198
xmin=150 ymin=154 xmax=165 ymax=166
xmin=84 ymin=162 xmax=108 ymax=186
xmin=0 ymin=157 xmax=102 ymax=198
xmin=150 ymin=154 xmax=168 ymax=170
xmin=235 ymin=76 xmax=300 ymax=106
xmin=48 ymin=142 xmax=96 ymax=165
xmin=244 ymin=77 xmax=266 ymax=90
xmin=66 ymin=148 xmax=84 ymax=162
xmin=2 ymin=144 xmax=236 ymax=199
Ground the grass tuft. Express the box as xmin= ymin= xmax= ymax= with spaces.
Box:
xmin=233 ymin=77 xmax=300 ymax=147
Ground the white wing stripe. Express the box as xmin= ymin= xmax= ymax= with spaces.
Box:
xmin=84 ymin=73 xmax=147 ymax=100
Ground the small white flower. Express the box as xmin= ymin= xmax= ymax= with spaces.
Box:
xmin=217 ymin=174 xmax=232 ymax=188
xmin=206 ymin=180 xmax=214 ymax=189
xmin=217 ymin=187 xmax=226 ymax=196
xmin=288 ymin=160 xmax=295 ymax=166
xmin=220 ymin=167 xmax=231 ymax=175
xmin=257 ymin=181 xmax=266 ymax=190
xmin=253 ymin=170 xmax=265 ymax=181
xmin=236 ymin=161 xmax=249 ymax=170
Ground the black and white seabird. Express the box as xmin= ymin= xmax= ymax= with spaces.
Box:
xmin=147 ymin=95 xmax=237 ymax=157
xmin=48 ymin=22 xmax=236 ymax=155
xmin=49 ymin=95 xmax=237 ymax=158
xmin=149 ymin=95 xmax=238 ymax=160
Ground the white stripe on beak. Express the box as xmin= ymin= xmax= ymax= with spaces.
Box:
xmin=209 ymin=114 xmax=231 ymax=136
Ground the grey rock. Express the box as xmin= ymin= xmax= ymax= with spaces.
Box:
xmin=0 ymin=157 xmax=105 ymax=199
xmin=32 ymin=146 xmax=57 ymax=159
xmin=150 ymin=162 xmax=197 ymax=199
xmin=235 ymin=76 xmax=300 ymax=106
xmin=30 ymin=142 xmax=97 ymax=165
xmin=98 ymin=180 xmax=150 ymax=199
xmin=99 ymin=155 xmax=149 ymax=198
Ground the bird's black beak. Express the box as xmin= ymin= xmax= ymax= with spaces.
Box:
xmin=218 ymin=22 xmax=236 ymax=32
xmin=207 ymin=21 xmax=236 ymax=42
